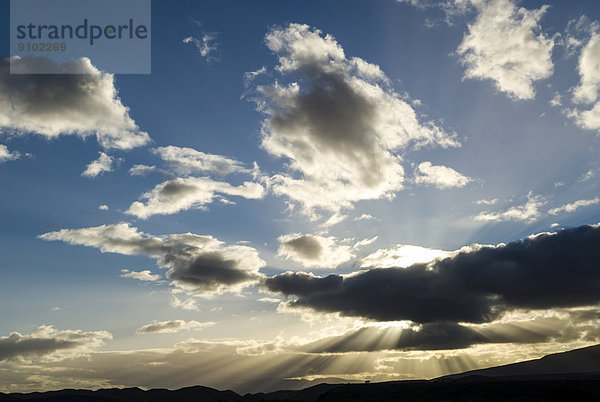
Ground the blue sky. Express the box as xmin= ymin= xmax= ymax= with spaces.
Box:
xmin=1 ymin=0 xmax=600 ymax=393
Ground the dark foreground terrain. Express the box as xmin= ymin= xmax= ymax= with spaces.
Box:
xmin=2 ymin=344 xmax=600 ymax=401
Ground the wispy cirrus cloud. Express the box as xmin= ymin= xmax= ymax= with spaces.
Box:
xmin=136 ymin=320 xmax=214 ymax=334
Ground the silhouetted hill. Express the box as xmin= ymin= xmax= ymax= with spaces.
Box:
xmin=2 ymin=344 xmax=600 ymax=401
xmin=442 ymin=343 xmax=600 ymax=380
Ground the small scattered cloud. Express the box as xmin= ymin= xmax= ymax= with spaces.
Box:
xmin=475 ymin=192 xmax=546 ymax=223
xmin=354 ymin=214 xmax=376 ymax=221
xmin=152 ymin=146 xmax=247 ymax=176
xmin=129 ymin=164 xmax=157 ymax=176
xmin=475 ymin=198 xmax=498 ymax=205
xmin=548 ymin=197 xmax=600 ymax=215
xmin=81 ymin=152 xmax=113 ymax=178
xmin=0 ymin=144 xmax=20 ymax=163
xmin=183 ymin=33 xmax=218 ymax=61
xmin=414 ymin=161 xmax=472 ymax=189
xmin=125 ymin=177 xmax=265 ymax=219
xmin=579 ymin=169 xmax=595 ymax=182
xmin=456 ymin=0 xmax=554 ymax=100
xmin=98 ymin=205 xmax=109 ymax=211
xmin=136 ymin=320 xmax=214 ymax=334
xmin=120 ymin=269 xmax=162 ymax=282
xmin=277 ymin=234 xmax=354 ymax=269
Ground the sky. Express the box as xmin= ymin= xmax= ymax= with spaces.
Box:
xmin=1 ymin=0 xmax=600 ymax=394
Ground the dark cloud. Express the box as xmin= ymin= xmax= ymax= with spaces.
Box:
xmin=0 ymin=56 xmax=149 ymax=150
xmin=40 ymin=223 xmax=265 ymax=296
xmin=265 ymin=224 xmax=600 ymax=323
xmin=166 ymin=251 xmax=260 ymax=290
xmin=264 ymin=272 xmax=342 ymax=298
xmin=279 ymin=235 xmax=324 ymax=260
xmin=0 ymin=326 xmax=111 ymax=361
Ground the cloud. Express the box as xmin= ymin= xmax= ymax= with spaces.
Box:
xmin=0 ymin=325 xmax=111 ymax=362
xmin=302 ymin=316 xmax=574 ymax=353
xmin=129 ymin=164 xmax=157 ymax=176
xmin=183 ymin=34 xmax=218 ymax=61
xmin=549 ymin=197 xmax=600 ymax=215
xmin=136 ymin=320 xmax=214 ymax=334
xmin=580 ymin=169 xmax=595 ymax=182
xmin=456 ymin=0 xmax=554 ymax=100
xmin=152 ymin=146 xmax=246 ymax=176
xmin=81 ymin=152 xmax=114 ymax=178
xmin=569 ymin=33 xmax=600 ymax=133
xmin=354 ymin=214 xmax=375 ymax=221
xmin=277 ymin=234 xmax=356 ymax=269
xmin=265 ymin=224 xmax=600 ymax=324
xmin=40 ymin=223 xmax=266 ymax=296
xmin=0 ymin=57 xmax=150 ymax=150
xmin=573 ymin=33 xmax=600 ymax=104
xmin=414 ymin=161 xmax=472 ymax=189
xmin=253 ymin=23 xmax=458 ymax=219
xmin=125 ymin=177 xmax=265 ymax=219
xmin=120 ymin=269 xmax=162 ymax=282
xmin=98 ymin=205 xmax=109 ymax=211
xmin=475 ymin=198 xmax=498 ymax=205
xmin=475 ymin=192 xmax=546 ymax=222
xmin=360 ymin=244 xmax=450 ymax=268
xmin=0 ymin=144 xmax=20 ymax=163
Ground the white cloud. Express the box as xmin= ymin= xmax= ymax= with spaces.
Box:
xmin=136 ymin=320 xmax=214 ymax=334
xmin=254 ymin=23 xmax=458 ymax=219
xmin=277 ymin=233 xmax=355 ymax=269
xmin=456 ymin=0 xmax=554 ymax=100
xmin=40 ymin=223 xmax=266 ymax=296
xmin=0 ymin=57 xmax=150 ymax=150
xmin=81 ymin=152 xmax=113 ymax=178
xmin=98 ymin=205 xmax=109 ymax=211
xmin=0 ymin=144 xmax=20 ymax=163
xmin=548 ymin=197 xmax=600 ymax=215
xmin=183 ymin=34 xmax=218 ymax=61
xmin=170 ymin=295 xmax=200 ymax=311
xmin=414 ymin=161 xmax=472 ymax=189
xmin=152 ymin=146 xmax=246 ymax=176
xmin=360 ymin=244 xmax=450 ymax=268
xmin=573 ymin=33 xmax=600 ymax=105
xmin=580 ymin=169 xmax=595 ymax=182
xmin=550 ymin=92 xmax=562 ymax=107
xmin=475 ymin=198 xmax=498 ymax=205
xmin=120 ymin=269 xmax=162 ymax=282
xmin=125 ymin=177 xmax=265 ymax=219
xmin=475 ymin=192 xmax=547 ymax=223
xmin=129 ymin=164 xmax=157 ymax=176
xmin=569 ymin=33 xmax=600 ymax=133
xmin=354 ymin=214 xmax=375 ymax=221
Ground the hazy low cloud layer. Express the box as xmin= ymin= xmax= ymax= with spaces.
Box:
xmin=266 ymin=224 xmax=600 ymax=323
xmin=254 ymin=23 xmax=458 ymax=219
xmin=136 ymin=320 xmax=214 ymax=334
xmin=40 ymin=223 xmax=265 ymax=296
xmin=456 ymin=0 xmax=554 ymax=100
xmin=0 ymin=325 xmax=111 ymax=362
xmin=0 ymin=57 xmax=150 ymax=150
